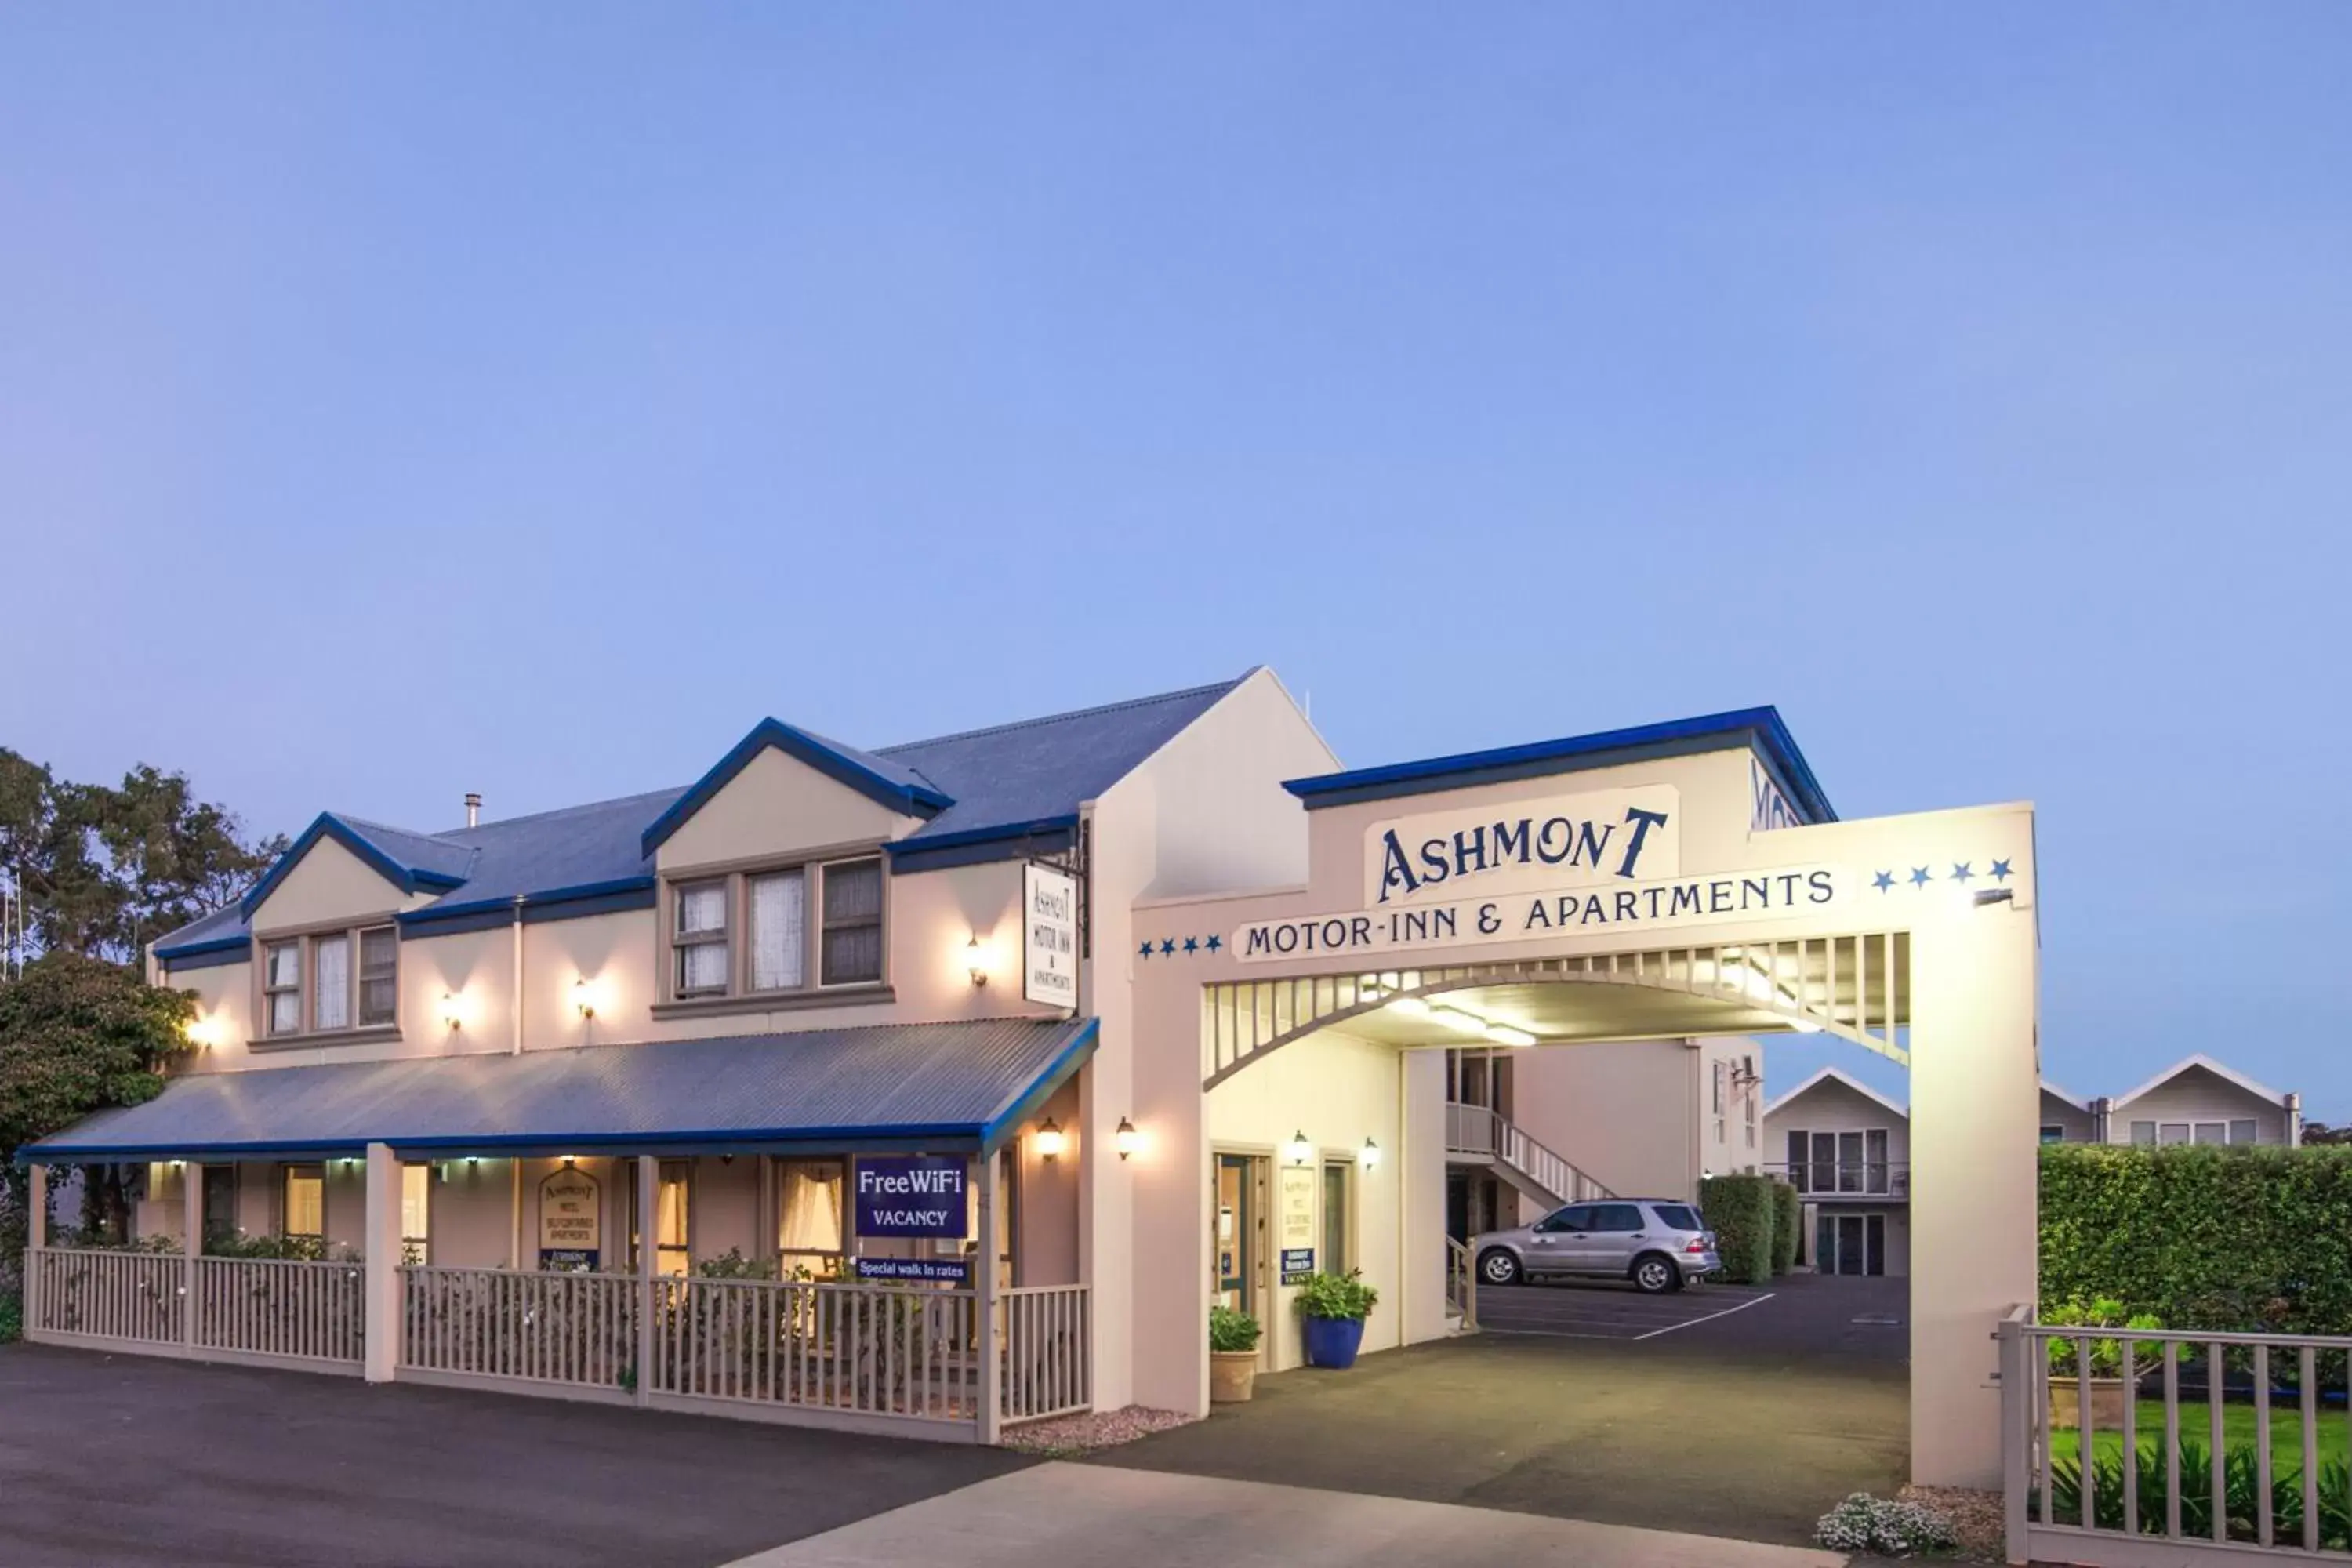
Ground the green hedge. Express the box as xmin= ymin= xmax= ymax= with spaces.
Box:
xmin=1702 ymin=1173 xmax=1777 ymax=1285
xmin=2041 ymin=1145 xmax=2352 ymax=1334
xmin=1771 ymin=1179 xmax=1801 ymax=1276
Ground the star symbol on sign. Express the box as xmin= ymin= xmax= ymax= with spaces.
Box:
xmin=1138 ymin=942 xmax=1152 ymax=960
xmin=1160 ymin=939 xmax=1176 ymax=956
xmin=1951 ymin=862 xmax=1974 ymax=884
xmin=1205 ymin=935 xmax=1222 ymax=953
xmin=1991 ymin=858 xmax=2013 ymax=882
xmin=1183 ymin=936 xmax=1199 ymax=954
xmin=1872 ymin=870 xmax=1895 ymax=892
xmin=1909 ymin=866 xmax=1933 ymax=887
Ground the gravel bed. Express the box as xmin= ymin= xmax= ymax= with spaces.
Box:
xmin=999 ymin=1405 xmax=1194 ymax=1454
xmin=1898 ymin=1484 xmax=2005 ymax=1562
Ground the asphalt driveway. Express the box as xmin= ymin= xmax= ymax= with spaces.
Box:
xmin=0 ymin=1345 xmax=1029 ymax=1568
xmin=1096 ymin=1272 xmax=1908 ymax=1548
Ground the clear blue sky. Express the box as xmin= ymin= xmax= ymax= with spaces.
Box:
xmin=5 ymin=7 xmax=2346 ymax=1114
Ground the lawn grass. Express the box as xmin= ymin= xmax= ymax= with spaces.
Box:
xmin=2051 ymin=1399 xmax=2352 ymax=1472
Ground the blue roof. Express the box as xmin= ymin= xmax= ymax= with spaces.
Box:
xmin=20 ymin=1016 xmax=1098 ymax=1162
xmin=1280 ymin=705 xmax=1835 ymax=822
xmin=155 ymin=676 xmax=1247 ymax=960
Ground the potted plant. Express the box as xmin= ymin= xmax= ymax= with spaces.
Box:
xmin=1296 ymin=1269 xmax=1378 ymax=1370
xmin=2045 ymin=1298 xmax=2160 ymax=1429
xmin=1209 ymin=1305 xmax=1261 ymax=1403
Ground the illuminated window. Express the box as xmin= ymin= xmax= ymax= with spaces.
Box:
xmin=282 ymin=1165 xmax=324 ymax=1240
xmin=401 ymin=1163 xmax=430 ymax=1261
xmin=778 ymin=1160 xmax=844 ymax=1261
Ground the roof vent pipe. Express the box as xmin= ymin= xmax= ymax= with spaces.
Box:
xmin=464 ymin=792 xmax=482 ymax=828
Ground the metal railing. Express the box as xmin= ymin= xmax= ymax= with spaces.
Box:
xmin=196 ymin=1256 xmax=364 ymax=1365
xmin=1000 ymin=1284 xmax=1091 ymax=1423
xmin=27 ymin=1247 xmax=184 ymax=1346
xmin=1446 ymin=1236 xmax=1478 ymax=1330
xmin=401 ymin=1266 xmax=637 ymax=1390
xmin=1764 ymin=1160 xmax=1910 ymax=1198
xmin=2000 ymin=1305 xmax=2352 ymax=1563
xmin=1446 ymin=1102 xmax=1613 ymax=1206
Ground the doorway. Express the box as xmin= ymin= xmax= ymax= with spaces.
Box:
xmin=1213 ymin=1152 xmax=1265 ymax=1316
xmin=1815 ymin=1211 xmax=1886 ymax=1276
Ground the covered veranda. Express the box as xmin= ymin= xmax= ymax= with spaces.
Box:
xmin=16 ymin=1018 xmax=1098 ymax=1442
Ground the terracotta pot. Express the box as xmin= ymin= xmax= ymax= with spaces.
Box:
xmin=1210 ymin=1349 xmax=1259 ymax=1403
xmin=2049 ymin=1377 xmax=2129 ymax=1430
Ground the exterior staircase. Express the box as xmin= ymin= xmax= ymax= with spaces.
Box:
xmin=1445 ymin=1101 xmax=1613 ymax=1211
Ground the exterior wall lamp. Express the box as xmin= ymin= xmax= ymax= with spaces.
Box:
xmin=1286 ymin=1130 xmax=1313 ymax=1167
xmin=1036 ymin=1119 xmax=1065 ymax=1162
xmin=1115 ymin=1117 xmax=1139 ymax=1160
xmin=439 ymin=992 xmax=466 ymax=1032
xmin=573 ymin=978 xmax=597 ymax=1020
xmin=967 ymin=934 xmax=992 ymax=988
xmin=1359 ymin=1138 xmax=1380 ymax=1171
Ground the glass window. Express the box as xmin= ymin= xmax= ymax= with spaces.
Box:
xmin=358 ymin=927 xmax=397 ymax=1027
xmin=656 ymin=1161 xmax=691 ymax=1276
xmin=401 ymin=1163 xmax=430 ymax=1261
xmin=282 ymin=1165 xmax=324 ymax=1240
xmin=2193 ymin=1123 xmax=2227 ymax=1145
xmin=1785 ymin=1131 xmax=1809 ymax=1192
xmin=1537 ymin=1203 xmax=1590 ymax=1233
xmin=1711 ymin=1062 xmax=1726 ymax=1114
xmin=1838 ymin=1131 xmax=1864 ymax=1192
xmin=1865 ymin=1129 xmax=1889 ymax=1193
xmin=313 ymin=934 xmax=350 ymax=1030
xmin=820 ymin=859 xmax=884 ymax=985
xmin=748 ymin=869 xmax=807 ymax=992
xmin=2158 ymin=1123 xmax=2191 ymax=1145
xmin=673 ymin=881 xmax=730 ymax=996
xmin=1321 ymin=1160 xmax=1350 ymax=1273
xmin=2041 ymin=1125 xmax=2066 ymax=1144
xmin=778 ymin=1159 xmax=844 ymax=1261
xmin=264 ymin=941 xmax=303 ymax=1035
xmin=2130 ymin=1121 xmax=2157 ymax=1145
xmin=1651 ymin=1203 xmax=1703 ymax=1232
xmin=201 ymin=1166 xmax=236 ymax=1247
xmin=2230 ymin=1120 xmax=2259 ymax=1145
xmin=1588 ymin=1203 xmax=1644 ymax=1232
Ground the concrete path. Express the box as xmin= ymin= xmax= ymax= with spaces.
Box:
xmin=725 ymin=1463 xmax=1849 ymax=1567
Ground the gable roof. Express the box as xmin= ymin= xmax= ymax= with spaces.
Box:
xmin=1763 ymin=1065 xmax=1908 ymax=1122
xmin=2111 ymin=1054 xmax=2291 ymax=1112
xmin=2040 ymin=1080 xmax=2092 ymax=1114
xmin=1280 ymin=704 xmax=1833 ymax=822
xmin=157 ymin=674 xmax=1251 ymax=960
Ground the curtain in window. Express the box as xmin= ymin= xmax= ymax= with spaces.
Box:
xmin=401 ymin=1164 xmax=430 ymax=1247
xmin=313 ymin=936 xmax=350 ymax=1030
xmin=283 ymin=1169 xmax=324 ymax=1238
xmin=750 ymin=871 xmax=805 ymax=991
xmin=779 ymin=1160 xmax=843 ymax=1254
xmin=267 ymin=943 xmax=303 ymax=1034
xmin=678 ymin=884 xmax=726 ymax=933
xmin=679 ymin=942 xmax=726 ymax=993
xmin=359 ymin=929 xmax=397 ymax=1025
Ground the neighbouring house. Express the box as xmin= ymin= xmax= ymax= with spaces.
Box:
xmin=1761 ymin=1066 xmax=1911 ymax=1277
xmin=2045 ymin=1054 xmax=2303 ymax=1148
xmin=1443 ymin=1037 xmax=1762 ymax=1240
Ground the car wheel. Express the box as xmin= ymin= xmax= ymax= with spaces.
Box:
xmin=1631 ymin=1254 xmax=1681 ymax=1294
xmin=1479 ymin=1248 xmax=1523 ymax=1287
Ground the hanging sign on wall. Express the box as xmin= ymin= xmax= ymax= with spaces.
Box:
xmin=1279 ymin=1164 xmax=1317 ymax=1284
xmin=1023 ymin=862 xmax=1080 ymax=1009
xmin=854 ymin=1156 xmax=970 ymax=1240
xmin=539 ymin=1167 xmax=601 ymax=1271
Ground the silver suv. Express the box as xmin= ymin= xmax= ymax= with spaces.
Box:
xmin=1475 ymin=1198 xmax=1719 ymax=1294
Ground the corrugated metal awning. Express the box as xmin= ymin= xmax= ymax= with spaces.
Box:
xmin=20 ymin=1017 xmax=1097 ymax=1163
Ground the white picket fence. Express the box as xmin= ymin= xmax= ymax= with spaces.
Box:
xmin=26 ymin=1247 xmax=362 ymax=1370
xmin=401 ymin=1265 xmax=638 ymax=1392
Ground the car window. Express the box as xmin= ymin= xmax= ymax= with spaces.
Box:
xmin=1650 ymin=1203 xmax=1703 ymax=1232
xmin=1537 ymin=1204 xmax=1592 ymax=1233
xmin=1587 ymin=1203 xmax=1645 ymax=1232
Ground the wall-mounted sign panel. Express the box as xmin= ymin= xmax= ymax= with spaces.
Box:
xmin=1362 ymin=785 xmax=1680 ymax=909
xmin=539 ymin=1167 xmax=601 ymax=1271
xmin=1023 ymin=862 xmax=1080 ymax=1009
xmin=1280 ymin=1247 xmax=1316 ymax=1287
xmin=854 ymin=1256 xmax=971 ymax=1285
xmin=854 ymin=1156 xmax=969 ymax=1240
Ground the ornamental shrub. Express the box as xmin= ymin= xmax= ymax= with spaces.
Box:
xmin=1813 ymin=1493 xmax=1958 ymax=1555
xmin=1209 ymin=1305 xmax=1261 ymax=1352
xmin=2040 ymin=1144 xmax=2352 ymax=1335
xmin=1294 ymin=1269 xmax=1378 ymax=1322
xmin=1770 ymin=1179 xmax=1801 ymax=1276
xmin=1700 ymin=1173 xmax=1776 ymax=1285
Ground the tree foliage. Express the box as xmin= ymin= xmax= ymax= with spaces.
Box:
xmin=1701 ymin=1173 xmax=1777 ymax=1285
xmin=0 ymin=954 xmax=194 ymax=1244
xmin=0 ymin=749 xmax=285 ymax=964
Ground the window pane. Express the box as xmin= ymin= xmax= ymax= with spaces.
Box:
xmin=284 ymin=1168 xmax=324 ymax=1238
xmin=1591 ymin=1203 xmax=1642 ymax=1232
xmin=822 ymin=923 xmax=882 ymax=985
xmin=358 ymin=928 xmax=397 ymax=1026
xmin=749 ymin=871 xmax=806 ymax=991
xmin=2230 ymin=1120 xmax=2258 ymax=1145
xmin=677 ymin=942 xmax=728 ymax=994
xmin=267 ymin=942 xmax=301 ymax=989
xmin=314 ymin=935 xmax=350 ymax=1030
xmin=2041 ymin=1126 xmax=2065 ymax=1144
xmin=1322 ymin=1163 xmax=1348 ymax=1272
xmin=2193 ymin=1123 xmax=2226 ymax=1145
xmin=779 ymin=1160 xmax=844 ymax=1254
xmin=401 ymin=1163 xmax=430 ymax=1247
xmin=2131 ymin=1121 xmax=2157 ymax=1145
xmin=2159 ymin=1123 xmax=2190 ymax=1145
xmin=677 ymin=882 xmax=727 ymax=935
xmin=656 ymin=1163 xmax=690 ymax=1275
xmin=822 ymin=860 xmax=882 ymax=922
xmin=270 ymin=991 xmax=303 ymax=1035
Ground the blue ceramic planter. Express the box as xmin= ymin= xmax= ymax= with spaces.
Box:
xmin=1301 ymin=1314 xmax=1365 ymax=1370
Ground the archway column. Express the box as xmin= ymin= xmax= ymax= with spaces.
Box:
xmin=1908 ymin=897 xmax=2039 ymax=1488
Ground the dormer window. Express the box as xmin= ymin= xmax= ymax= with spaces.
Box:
xmin=659 ymin=854 xmax=887 ymax=1009
xmin=264 ymin=942 xmax=303 ymax=1035
xmin=256 ymin=922 xmax=400 ymax=1042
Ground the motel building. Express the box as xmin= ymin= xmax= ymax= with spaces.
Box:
xmin=18 ymin=668 xmax=2037 ymax=1488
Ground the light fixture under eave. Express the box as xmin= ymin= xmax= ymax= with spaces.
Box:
xmin=1430 ymin=1005 xmax=1485 ymax=1034
xmin=1383 ymin=995 xmax=1431 ymax=1017
xmin=1483 ymin=1023 xmax=1536 ymax=1047
xmin=1358 ymin=1138 xmax=1381 ymax=1171
xmin=1115 ymin=1117 xmax=1139 ymax=1160
xmin=1036 ymin=1118 xmax=1065 ymax=1162
xmin=1285 ymin=1130 xmax=1314 ymax=1167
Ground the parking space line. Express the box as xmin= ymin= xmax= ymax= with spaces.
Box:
xmin=1629 ymin=1291 xmax=1777 ymax=1341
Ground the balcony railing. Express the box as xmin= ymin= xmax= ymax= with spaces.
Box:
xmin=1764 ymin=1160 xmax=1909 ymax=1198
